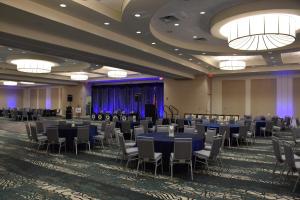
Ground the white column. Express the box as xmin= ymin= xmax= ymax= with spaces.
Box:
xmin=276 ymin=74 xmax=293 ymax=117
xmin=245 ymin=79 xmax=251 ymax=115
xmin=36 ymin=89 xmax=39 ymax=109
xmin=211 ymin=78 xmax=222 ymax=114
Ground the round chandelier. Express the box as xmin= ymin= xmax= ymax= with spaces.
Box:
xmin=107 ymin=70 xmax=127 ymax=78
xmin=219 ymin=60 xmax=246 ymax=70
xmin=3 ymin=81 xmax=17 ymax=86
xmin=70 ymin=73 xmax=88 ymax=81
xmin=11 ymin=59 xmax=55 ymax=73
xmin=219 ymin=13 xmax=299 ymax=51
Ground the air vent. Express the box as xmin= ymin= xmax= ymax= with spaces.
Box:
xmin=194 ymin=37 xmax=207 ymax=41
xmin=159 ymin=15 xmax=179 ymax=23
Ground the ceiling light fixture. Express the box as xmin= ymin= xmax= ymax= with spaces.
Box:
xmin=193 ymin=35 xmax=198 ymax=39
xmin=136 ymin=31 xmax=142 ymax=34
xmin=174 ymin=48 xmax=179 ymax=51
xmin=3 ymin=81 xmax=17 ymax=86
xmin=219 ymin=60 xmax=246 ymax=70
xmin=104 ymin=22 xmax=110 ymax=26
xmin=174 ymin=23 xmax=180 ymax=26
xmin=59 ymin=4 xmax=66 ymax=8
xmin=219 ymin=13 xmax=300 ymax=50
xmin=200 ymin=11 xmax=206 ymax=15
xmin=151 ymin=42 xmax=156 ymax=45
xmin=11 ymin=59 xmax=55 ymax=73
xmin=107 ymin=70 xmax=127 ymax=78
xmin=70 ymin=73 xmax=88 ymax=81
xmin=20 ymin=82 xmax=35 ymax=85
xmin=134 ymin=13 xmax=141 ymax=18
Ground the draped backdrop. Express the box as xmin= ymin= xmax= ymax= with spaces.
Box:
xmin=92 ymin=83 xmax=164 ymax=118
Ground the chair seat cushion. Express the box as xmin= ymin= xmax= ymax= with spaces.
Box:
xmin=38 ymin=135 xmax=47 ymax=141
xmin=94 ymin=135 xmax=104 ymax=140
xmin=59 ymin=137 xmax=66 ymax=143
xmin=232 ymin=133 xmax=239 ymax=138
xmin=247 ymin=131 xmax=253 ymax=137
xmin=125 ymin=142 xmax=136 ymax=147
xmin=194 ymin=150 xmax=210 ymax=158
xmin=261 ymin=127 xmax=266 ymax=131
xmin=204 ymin=145 xmax=212 ymax=150
xmin=126 ymin=147 xmax=138 ymax=155
xmin=154 ymin=152 xmax=162 ymax=161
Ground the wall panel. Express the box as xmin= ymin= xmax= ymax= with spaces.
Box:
xmin=222 ymin=80 xmax=245 ymax=115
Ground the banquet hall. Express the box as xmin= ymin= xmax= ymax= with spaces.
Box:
xmin=0 ymin=0 xmax=300 ymax=199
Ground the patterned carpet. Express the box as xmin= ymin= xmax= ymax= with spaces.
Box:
xmin=0 ymin=118 xmax=300 ymax=199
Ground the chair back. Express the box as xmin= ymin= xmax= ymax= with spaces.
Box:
xmin=58 ymin=120 xmax=67 ymax=126
xmin=174 ymin=138 xmax=192 ymax=161
xmin=195 ymin=124 xmax=205 ymax=139
xmin=219 ymin=125 xmax=230 ymax=139
xmin=101 ymin=121 xmax=108 ymax=131
xmin=283 ymin=141 xmax=296 ymax=170
xmin=177 ymin=119 xmax=185 ymax=129
xmin=221 ymin=130 xmax=227 ymax=150
xmin=36 ymin=121 xmax=44 ymax=134
xmin=46 ymin=127 xmax=59 ymax=143
xmin=156 ymin=119 xmax=163 ymax=125
xmin=272 ymin=137 xmax=283 ymax=162
xmin=134 ymin=126 xmax=144 ymax=138
xmin=140 ymin=120 xmax=149 ymax=133
xmin=77 ymin=126 xmax=90 ymax=142
xmin=184 ymin=127 xmax=195 ymax=134
xmin=266 ymin=120 xmax=273 ymax=132
xmin=292 ymin=128 xmax=300 ymax=142
xmin=206 ymin=129 xmax=216 ymax=144
xmin=97 ymin=124 xmax=102 ymax=135
xmin=156 ymin=125 xmax=169 ymax=133
xmin=137 ymin=137 xmax=155 ymax=160
xmin=25 ymin=122 xmax=31 ymax=140
xmin=30 ymin=125 xmax=38 ymax=141
xmin=104 ymin=123 xmax=113 ymax=140
xmin=118 ymin=133 xmax=127 ymax=155
xmin=209 ymin=138 xmax=222 ymax=160
xmin=238 ymin=126 xmax=247 ymax=139
xmin=121 ymin=121 xmax=131 ymax=134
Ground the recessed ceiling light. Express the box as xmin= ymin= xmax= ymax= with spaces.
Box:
xmin=202 ymin=52 xmax=206 ymax=55
xmin=96 ymin=64 xmax=99 ymax=67
xmin=134 ymin=13 xmax=141 ymax=18
xmin=193 ymin=35 xmax=198 ymax=39
xmin=151 ymin=42 xmax=156 ymax=45
xmin=136 ymin=31 xmax=142 ymax=34
xmin=189 ymin=58 xmax=193 ymax=61
xmin=20 ymin=82 xmax=35 ymax=85
xmin=104 ymin=22 xmax=110 ymax=26
xmin=178 ymin=53 xmax=183 ymax=56
xmin=174 ymin=23 xmax=180 ymax=26
xmin=268 ymin=51 xmax=273 ymax=54
xmin=200 ymin=11 xmax=206 ymax=15
xmin=21 ymin=51 xmax=26 ymax=54
xmin=8 ymin=48 xmax=13 ymax=51
xmin=59 ymin=4 xmax=66 ymax=8
xmin=270 ymin=57 xmax=274 ymax=59
xmin=174 ymin=48 xmax=179 ymax=51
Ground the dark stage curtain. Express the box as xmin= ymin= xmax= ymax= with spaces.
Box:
xmin=92 ymin=83 xmax=164 ymax=118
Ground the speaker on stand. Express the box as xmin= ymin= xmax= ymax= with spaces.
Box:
xmin=66 ymin=95 xmax=73 ymax=119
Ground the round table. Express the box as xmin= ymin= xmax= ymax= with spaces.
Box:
xmin=137 ymin=133 xmax=204 ymax=167
xmin=56 ymin=125 xmax=97 ymax=151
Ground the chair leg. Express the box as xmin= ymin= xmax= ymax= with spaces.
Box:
xmin=75 ymin=143 xmax=78 ymax=155
xmin=161 ymin=159 xmax=163 ymax=174
xmin=154 ymin=161 xmax=158 ymax=176
xmin=126 ymin=159 xmax=129 ymax=168
xmin=59 ymin=143 xmax=61 ymax=154
xmin=190 ymin=161 xmax=193 ymax=181
xmin=46 ymin=143 xmax=50 ymax=153
xmin=170 ymin=163 xmax=173 ymax=179
xmin=293 ymin=174 xmax=300 ymax=192
xmin=136 ymin=159 xmax=140 ymax=177
xmin=65 ymin=143 xmax=67 ymax=152
xmin=88 ymin=142 xmax=91 ymax=152
xmin=236 ymin=138 xmax=239 ymax=146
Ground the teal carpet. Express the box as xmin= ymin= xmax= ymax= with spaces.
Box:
xmin=0 ymin=119 xmax=299 ymax=199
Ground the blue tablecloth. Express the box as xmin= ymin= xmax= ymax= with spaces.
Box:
xmin=137 ymin=133 xmax=204 ymax=163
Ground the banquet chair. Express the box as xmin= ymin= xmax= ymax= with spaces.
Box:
xmin=232 ymin=126 xmax=248 ymax=146
xmin=247 ymin=122 xmax=256 ymax=144
xmin=25 ymin=122 xmax=32 ymax=141
xmin=184 ymin=127 xmax=195 ymax=134
xmin=74 ymin=126 xmax=90 ymax=155
xmin=283 ymin=141 xmax=300 ymax=192
xmin=134 ymin=126 xmax=144 ymax=140
xmin=118 ymin=133 xmax=138 ymax=168
xmin=22 ymin=110 xmax=29 ymax=121
xmin=156 ymin=119 xmax=163 ymax=125
xmin=195 ymin=124 xmax=205 ymax=139
xmin=46 ymin=127 xmax=66 ymax=154
xmin=205 ymin=129 xmax=216 ymax=149
xmin=170 ymin=138 xmax=193 ymax=180
xmin=30 ymin=124 xmax=47 ymax=150
xmin=219 ymin=125 xmax=231 ymax=147
xmin=93 ymin=125 xmax=105 ymax=148
xmin=261 ymin=120 xmax=273 ymax=137
xmin=156 ymin=125 xmax=169 ymax=133
xmin=176 ymin=119 xmax=185 ymax=133
xmin=136 ymin=137 xmax=163 ymax=176
xmin=121 ymin=121 xmax=133 ymax=140
xmin=36 ymin=121 xmax=46 ymax=135
xmin=194 ymin=138 xmax=223 ymax=172
xmin=140 ymin=120 xmax=149 ymax=134
xmin=292 ymin=128 xmax=300 ymax=146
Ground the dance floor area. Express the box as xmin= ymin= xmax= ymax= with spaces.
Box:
xmin=0 ymin=119 xmax=299 ymax=199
